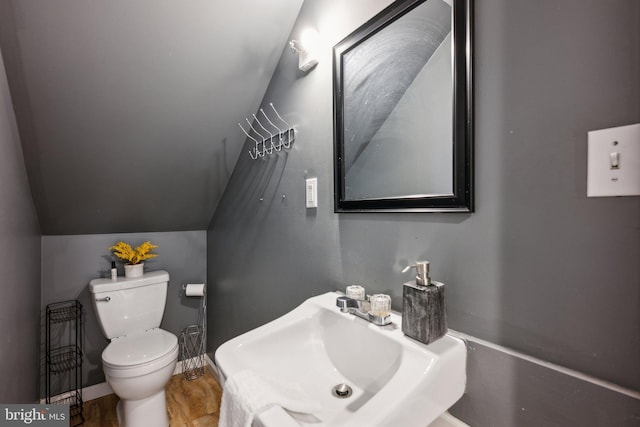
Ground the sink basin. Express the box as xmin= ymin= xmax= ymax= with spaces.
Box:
xmin=215 ymin=292 xmax=466 ymax=427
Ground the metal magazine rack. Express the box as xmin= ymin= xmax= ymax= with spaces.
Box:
xmin=46 ymin=300 xmax=84 ymax=426
xmin=179 ymin=286 xmax=207 ymax=380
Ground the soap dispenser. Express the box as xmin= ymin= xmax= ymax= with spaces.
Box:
xmin=401 ymin=261 xmax=447 ymax=345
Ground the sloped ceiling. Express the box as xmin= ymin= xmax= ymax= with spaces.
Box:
xmin=0 ymin=0 xmax=303 ymax=235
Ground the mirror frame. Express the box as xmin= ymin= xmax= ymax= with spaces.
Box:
xmin=333 ymin=0 xmax=473 ymax=213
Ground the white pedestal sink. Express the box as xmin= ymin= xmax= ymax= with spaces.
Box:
xmin=215 ymin=292 xmax=466 ymax=427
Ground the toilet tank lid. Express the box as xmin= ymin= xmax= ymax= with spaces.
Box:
xmin=89 ymin=270 xmax=169 ymax=293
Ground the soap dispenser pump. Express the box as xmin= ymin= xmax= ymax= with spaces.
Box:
xmin=401 ymin=261 xmax=447 ymax=345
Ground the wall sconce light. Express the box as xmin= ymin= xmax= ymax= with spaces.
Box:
xmin=289 ymin=28 xmax=319 ymax=72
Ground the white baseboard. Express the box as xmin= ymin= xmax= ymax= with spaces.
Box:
xmin=82 ymin=381 xmax=114 ymax=402
xmin=42 ymin=354 xmax=217 ymax=404
xmin=204 ymin=353 xmax=220 ymax=383
xmin=428 ymin=412 xmax=471 ymax=427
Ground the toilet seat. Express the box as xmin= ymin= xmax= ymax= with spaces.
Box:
xmin=102 ymin=329 xmax=178 ymax=378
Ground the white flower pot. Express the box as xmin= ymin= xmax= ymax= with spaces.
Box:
xmin=124 ymin=262 xmax=144 ymax=278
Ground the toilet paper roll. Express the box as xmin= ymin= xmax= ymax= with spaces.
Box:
xmin=185 ymin=284 xmax=205 ymax=297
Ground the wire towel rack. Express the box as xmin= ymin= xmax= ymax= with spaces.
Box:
xmin=238 ymin=103 xmax=295 ymax=159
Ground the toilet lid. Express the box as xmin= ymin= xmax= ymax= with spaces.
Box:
xmin=102 ymin=329 xmax=178 ymax=368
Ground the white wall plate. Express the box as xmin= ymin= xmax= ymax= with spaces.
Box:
xmin=587 ymin=123 xmax=640 ymax=197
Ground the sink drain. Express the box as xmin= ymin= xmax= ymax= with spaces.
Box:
xmin=331 ymin=383 xmax=353 ymax=398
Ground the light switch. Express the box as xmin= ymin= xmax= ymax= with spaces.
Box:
xmin=306 ymin=177 xmax=318 ymax=208
xmin=587 ymin=123 xmax=640 ymax=197
xmin=609 ymin=152 xmax=620 ymax=169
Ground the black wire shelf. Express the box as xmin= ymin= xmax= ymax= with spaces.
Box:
xmin=47 ymin=345 xmax=83 ymax=374
xmin=46 ymin=301 xmax=82 ymax=323
xmin=46 ymin=299 xmax=84 ymax=425
xmin=49 ymin=390 xmax=84 ymax=426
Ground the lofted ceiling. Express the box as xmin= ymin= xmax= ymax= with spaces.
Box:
xmin=0 ymin=0 xmax=303 ymax=235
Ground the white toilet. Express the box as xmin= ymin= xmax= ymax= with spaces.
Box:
xmin=89 ymin=270 xmax=178 ymax=427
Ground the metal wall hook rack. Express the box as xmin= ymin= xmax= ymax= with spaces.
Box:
xmin=238 ymin=103 xmax=295 ymax=159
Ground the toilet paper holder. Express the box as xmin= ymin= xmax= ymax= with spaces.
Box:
xmin=182 ymin=283 xmax=206 ymax=297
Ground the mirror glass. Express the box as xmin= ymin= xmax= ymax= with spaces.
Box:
xmin=333 ymin=0 xmax=473 ymax=212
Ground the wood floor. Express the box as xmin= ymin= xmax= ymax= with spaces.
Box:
xmin=82 ymin=368 xmax=223 ymax=427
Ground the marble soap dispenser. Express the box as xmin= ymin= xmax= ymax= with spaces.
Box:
xmin=401 ymin=261 xmax=447 ymax=345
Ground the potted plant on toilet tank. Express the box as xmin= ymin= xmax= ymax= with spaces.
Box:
xmin=110 ymin=241 xmax=158 ymax=278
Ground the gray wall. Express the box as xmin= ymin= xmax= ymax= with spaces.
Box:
xmin=41 ymin=230 xmax=206 ymax=389
xmin=0 ymin=49 xmax=41 ymax=403
xmin=451 ymin=334 xmax=640 ymax=426
xmin=207 ymin=0 xmax=640 ymax=424
xmin=0 ymin=0 xmax=303 ymax=235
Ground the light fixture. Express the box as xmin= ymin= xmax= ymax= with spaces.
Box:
xmin=289 ymin=28 xmax=319 ymax=72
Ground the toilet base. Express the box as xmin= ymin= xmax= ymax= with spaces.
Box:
xmin=116 ymin=389 xmax=169 ymax=427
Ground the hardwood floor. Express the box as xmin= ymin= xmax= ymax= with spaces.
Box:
xmin=83 ymin=368 xmax=223 ymax=427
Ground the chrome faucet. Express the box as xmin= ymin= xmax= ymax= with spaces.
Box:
xmin=336 ymin=295 xmax=391 ymax=326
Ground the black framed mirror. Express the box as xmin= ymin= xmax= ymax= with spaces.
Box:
xmin=333 ymin=0 xmax=473 ymax=212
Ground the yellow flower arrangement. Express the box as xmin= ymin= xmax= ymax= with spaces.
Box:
xmin=110 ymin=241 xmax=158 ymax=265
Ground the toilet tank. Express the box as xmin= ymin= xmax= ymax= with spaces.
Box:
xmin=89 ymin=270 xmax=170 ymax=339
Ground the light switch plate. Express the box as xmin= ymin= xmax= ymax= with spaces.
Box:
xmin=306 ymin=177 xmax=318 ymax=208
xmin=587 ymin=123 xmax=640 ymax=197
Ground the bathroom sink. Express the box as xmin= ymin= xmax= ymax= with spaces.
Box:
xmin=215 ymin=292 xmax=466 ymax=427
